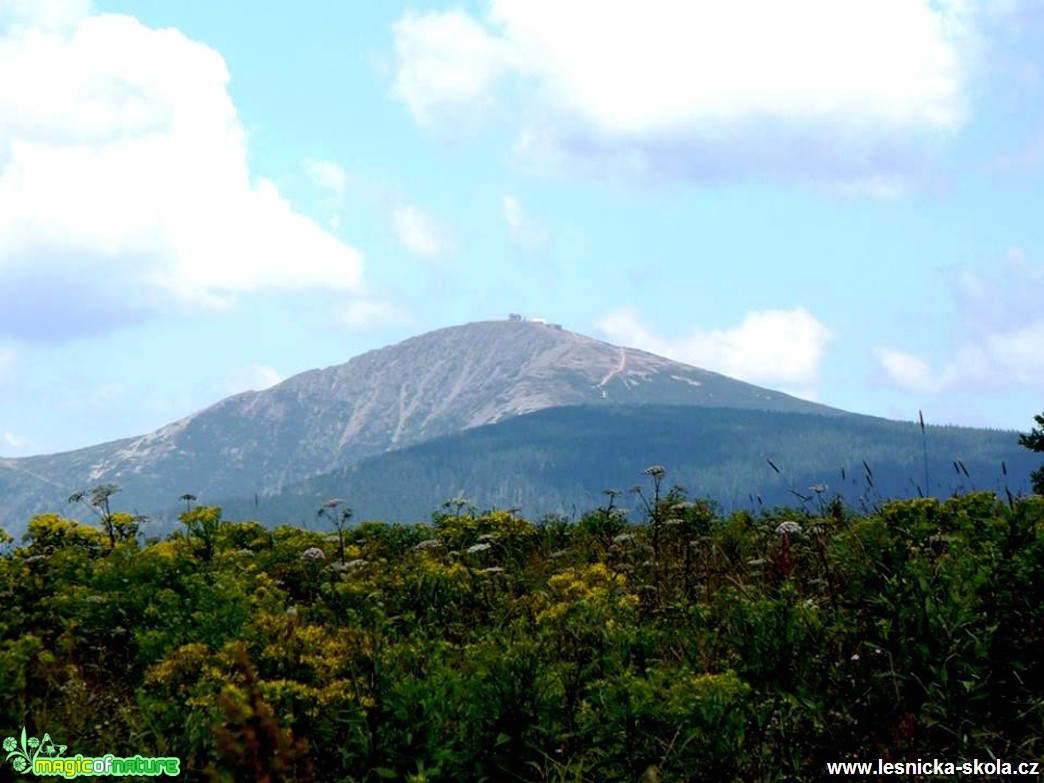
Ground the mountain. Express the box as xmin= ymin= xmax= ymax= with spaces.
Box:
xmin=215 ymin=405 xmax=1035 ymax=527
xmin=0 ymin=320 xmax=848 ymax=533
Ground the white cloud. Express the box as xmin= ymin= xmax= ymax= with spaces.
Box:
xmin=984 ymin=322 xmax=1044 ymax=385
xmin=874 ymin=252 xmax=1044 ymax=393
xmin=3 ymin=431 xmax=27 ymax=449
xmin=392 ymin=9 xmax=513 ymax=126
xmin=872 ymin=347 xmax=958 ymax=394
xmin=595 ymin=306 xmax=834 ymax=395
xmin=0 ymin=8 xmax=363 ymax=340
xmin=340 ymin=299 xmax=409 ymax=329
xmin=304 ymin=157 xmax=347 ymax=197
xmin=501 ymin=194 xmax=548 ymax=247
xmin=0 ymin=0 xmax=90 ymax=31
xmin=221 ymin=364 xmax=285 ymax=396
xmin=952 ymin=249 xmax=1044 ymax=332
xmin=392 ymin=1 xmax=975 ymax=190
xmin=392 ymin=204 xmax=454 ymax=259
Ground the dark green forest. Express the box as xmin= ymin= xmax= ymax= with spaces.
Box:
xmin=211 ymin=406 xmax=1037 ymax=531
xmin=3 ymin=471 xmax=1044 ymax=781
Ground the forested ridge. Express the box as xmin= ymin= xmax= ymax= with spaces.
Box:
xmin=3 ymin=472 xmax=1044 ymax=782
xmin=209 ymin=405 xmax=1036 ymax=531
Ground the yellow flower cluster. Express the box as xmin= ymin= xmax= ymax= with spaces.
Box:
xmin=539 ymin=563 xmax=637 ymax=623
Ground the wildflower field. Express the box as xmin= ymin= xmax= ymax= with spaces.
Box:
xmin=2 ymin=481 xmax=1043 ymax=781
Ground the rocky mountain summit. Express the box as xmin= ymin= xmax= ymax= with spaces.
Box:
xmin=0 ymin=319 xmax=847 ymax=529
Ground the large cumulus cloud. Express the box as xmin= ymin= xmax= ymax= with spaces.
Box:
xmin=0 ymin=2 xmax=363 ymax=341
xmin=392 ymin=1 xmax=975 ymax=192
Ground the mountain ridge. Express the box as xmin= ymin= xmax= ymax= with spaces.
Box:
xmin=213 ymin=403 xmax=1033 ymax=528
xmin=0 ymin=319 xmax=849 ymax=531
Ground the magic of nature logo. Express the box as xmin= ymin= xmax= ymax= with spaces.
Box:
xmin=3 ymin=727 xmax=179 ymax=778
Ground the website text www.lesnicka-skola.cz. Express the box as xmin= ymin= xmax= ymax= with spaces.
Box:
xmin=826 ymin=758 xmax=1042 ymax=777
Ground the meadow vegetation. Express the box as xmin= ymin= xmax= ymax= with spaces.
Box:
xmin=2 ymin=473 xmax=1044 ymax=781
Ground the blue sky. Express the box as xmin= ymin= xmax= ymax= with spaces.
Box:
xmin=2 ymin=0 xmax=1044 ymax=456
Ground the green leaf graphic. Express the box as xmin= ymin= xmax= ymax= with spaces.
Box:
xmin=37 ymin=734 xmax=66 ymax=759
